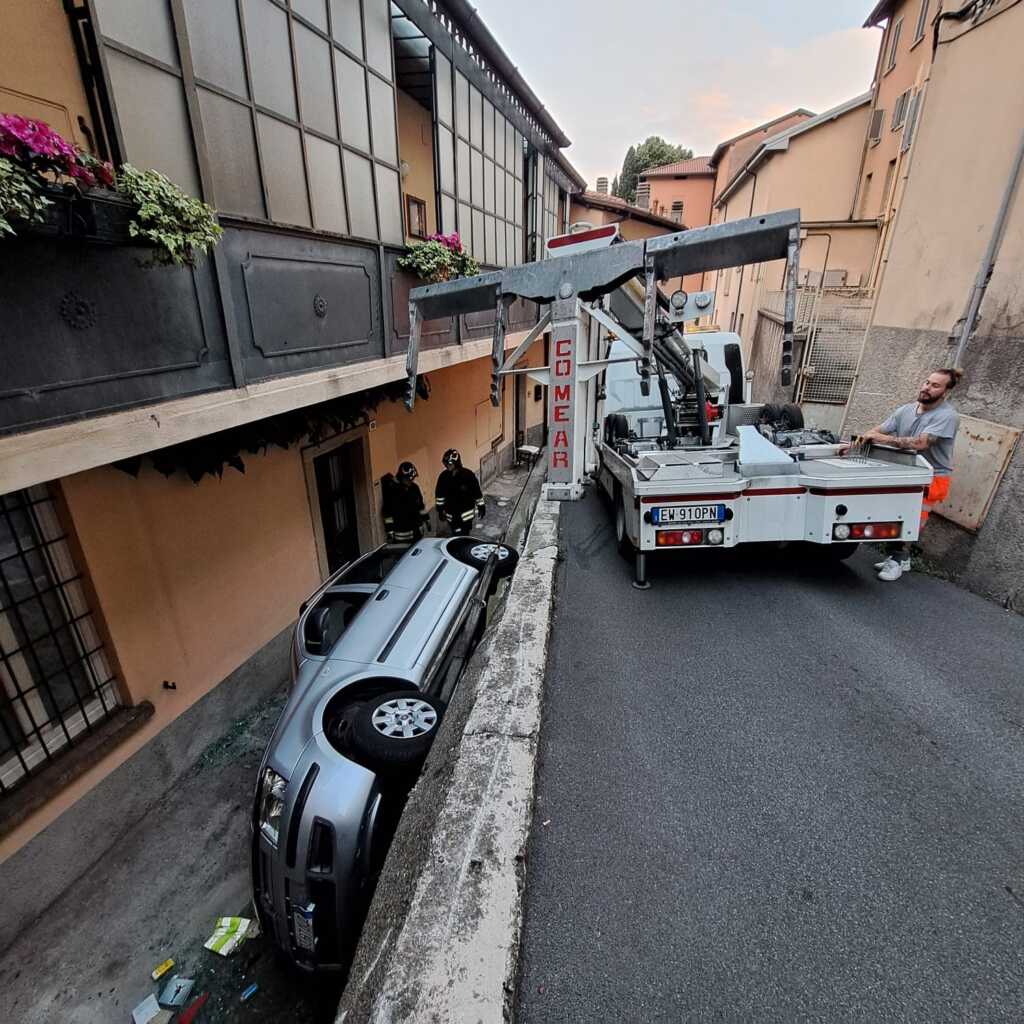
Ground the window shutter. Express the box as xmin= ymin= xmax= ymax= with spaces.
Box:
xmin=900 ymin=93 xmax=921 ymax=153
xmin=869 ymin=108 xmax=884 ymax=142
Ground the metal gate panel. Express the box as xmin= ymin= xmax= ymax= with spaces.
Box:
xmin=797 ymin=289 xmax=874 ymax=404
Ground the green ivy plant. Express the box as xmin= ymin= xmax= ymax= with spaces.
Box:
xmin=397 ymin=232 xmax=479 ymax=283
xmin=0 ymin=157 xmax=52 ymax=237
xmin=116 ymin=164 xmax=223 ymax=267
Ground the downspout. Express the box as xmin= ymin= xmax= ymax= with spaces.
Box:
xmin=951 ymin=119 xmax=1024 ymax=366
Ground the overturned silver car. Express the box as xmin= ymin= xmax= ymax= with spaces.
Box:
xmin=251 ymin=536 xmax=518 ymax=971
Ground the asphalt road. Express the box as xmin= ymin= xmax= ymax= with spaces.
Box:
xmin=518 ymin=488 xmax=1024 ymax=1024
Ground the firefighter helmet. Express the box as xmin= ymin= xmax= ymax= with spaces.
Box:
xmin=397 ymin=461 xmax=418 ymax=481
xmin=442 ymin=448 xmax=462 ymax=468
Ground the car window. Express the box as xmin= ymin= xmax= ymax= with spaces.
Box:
xmin=302 ymin=589 xmax=370 ymax=657
xmin=338 ymin=544 xmax=404 ymax=585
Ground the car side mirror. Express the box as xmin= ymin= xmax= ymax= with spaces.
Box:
xmin=304 ymin=606 xmax=332 ymax=656
xmin=745 ymin=370 xmax=754 ymax=381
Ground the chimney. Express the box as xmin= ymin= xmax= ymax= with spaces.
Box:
xmin=635 ymin=182 xmax=651 ymax=210
xmin=596 ymin=176 xmax=609 ymax=195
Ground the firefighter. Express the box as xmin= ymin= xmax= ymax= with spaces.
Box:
xmin=435 ymin=449 xmax=484 ymax=536
xmin=380 ymin=461 xmax=430 ymax=544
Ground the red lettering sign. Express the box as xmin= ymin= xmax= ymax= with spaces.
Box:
xmin=555 ymin=338 xmax=571 ymax=357
xmin=552 ymin=451 xmax=569 ymax=468
xmin=552 ymin=430 xmax=568 ymax=448
xmin=553 ymin=406 xmax=568 ymax=422
xmin=553 ymin=384 xmax=570 ymax=402
xmin=554 ymin=358 xmax=571 ymax=377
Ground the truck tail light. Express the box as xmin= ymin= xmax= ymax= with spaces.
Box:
xmin=656 ymin=529 xmax=704 ymax=546
xmin=833 ymin=521 xmax=902 ymax=541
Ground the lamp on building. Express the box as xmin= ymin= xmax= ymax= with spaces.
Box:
xmin=399 ymin=160 xmax=410 ymax=180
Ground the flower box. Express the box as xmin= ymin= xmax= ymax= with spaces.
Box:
xmin=32 ymin=185 xmax=135 ymax=245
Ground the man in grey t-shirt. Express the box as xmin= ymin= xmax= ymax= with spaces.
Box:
xmin=850 ymin=367 xmax=962 ymax=582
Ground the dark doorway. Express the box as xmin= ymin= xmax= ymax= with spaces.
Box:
xmin=314 ymin=442 xmax=361 ymax=574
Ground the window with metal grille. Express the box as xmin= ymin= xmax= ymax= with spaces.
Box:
xmin=1 ymin=485 xmax=119 ymax=795
xmin=670 ymin=200 xmax=683 ymax=224
xmin=885 ymin=18 xmax=902 ymax=72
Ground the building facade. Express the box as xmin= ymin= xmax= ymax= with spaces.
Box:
xmin=0 ymin=0 xmax=582 ymax=949
xmin=844 ymin=0 xmax=1024 ymax=610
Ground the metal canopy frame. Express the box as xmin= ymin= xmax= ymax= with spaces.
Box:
xmin=403 ymin=209 xmax=801 ymax=408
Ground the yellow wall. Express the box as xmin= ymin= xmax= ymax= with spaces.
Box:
xmin=397 ymin=88 xmax=437 ymax=243
xmin=872 ymin=0 xmax=1024 ymax=332
xmin=1 ymin=0 xmax=96 ymax=150
xmin=0 ymin=446 xmax=321 ymax=861
xmin=712 ymin=100 xmax=876 ymax=353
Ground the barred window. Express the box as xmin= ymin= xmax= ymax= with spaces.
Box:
xmin=1 ymin=486 xmax=119 ymax=795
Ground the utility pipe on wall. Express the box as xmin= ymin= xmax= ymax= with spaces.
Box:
xmin=951 ymin=119 xmax=1024 ymax=367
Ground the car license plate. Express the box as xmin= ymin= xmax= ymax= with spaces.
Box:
xmin=293 ymin=904 xmax=316 ymax=952
xmin=652 ymin=504 xmax=725 ymax=525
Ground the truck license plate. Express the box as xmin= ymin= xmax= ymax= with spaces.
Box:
xmin=293 ymin=904 xmax=316 ymax=952
xmin=653 ymin=504 xmax=725 ymax=525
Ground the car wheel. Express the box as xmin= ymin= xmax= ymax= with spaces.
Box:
xmin=349 ymin=691 xmax=445 ymax=774
xmin=615 ymin=489 xmax=634 ymax=558
xmin=447 ymin=538 xmax=520 ymax=578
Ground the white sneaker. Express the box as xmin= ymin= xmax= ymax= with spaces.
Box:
xmin=877 ymin=557 xmax=910 ymax=581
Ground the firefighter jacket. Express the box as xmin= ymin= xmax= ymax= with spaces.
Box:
xmin=435 ymin=466 xmax=484 ymax=527
xmin=381 ymin=475 xmax=429 ymax=542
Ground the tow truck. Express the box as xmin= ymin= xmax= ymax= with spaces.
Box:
xmin=403 ymin=209 xmax=933 ymax=587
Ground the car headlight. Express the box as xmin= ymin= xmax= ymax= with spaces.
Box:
xmin=258 ymin=767 xmax=288 ymax=847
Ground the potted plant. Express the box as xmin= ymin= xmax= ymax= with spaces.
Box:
xmin=396 ymin=231 xmax=479 ymax=283
xmin=0 ymin=113 xmax=222 ymax=266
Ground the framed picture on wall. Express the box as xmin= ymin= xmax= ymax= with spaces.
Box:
xmin=406 ymin=195 xmax=427 ymax=239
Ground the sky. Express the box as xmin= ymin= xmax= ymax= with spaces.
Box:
xmin=470 ymin=0 xmax=883 ymax=187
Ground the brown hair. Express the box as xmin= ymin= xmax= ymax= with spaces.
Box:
xmin=935 ymin=367 xmax=963 ymax=389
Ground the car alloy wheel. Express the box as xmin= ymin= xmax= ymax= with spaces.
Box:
xmin=469 ymin=542 xmax=511 ymax=563
xmin=370 ymin=697 xmax=438 ymax=740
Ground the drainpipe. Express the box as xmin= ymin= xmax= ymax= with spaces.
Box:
xmin=951 ymin=120 xmax=1024 ymax=366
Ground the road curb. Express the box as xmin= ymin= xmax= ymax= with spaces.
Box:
xmin=337 ymin=497 xmax=560 ymax=1024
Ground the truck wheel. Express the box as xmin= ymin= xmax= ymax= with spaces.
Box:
xmin=615 ymin=490 xmax=634 ymax=558
xmin=349 ymin=690 xmax=445 ymax=774
xmin=607 ymin=413 xmax=629 ymax=442
xmin=780 ymin=403 xmax=804 ymax=429
xmin=447 ymin=538 xmax=519 ymax=578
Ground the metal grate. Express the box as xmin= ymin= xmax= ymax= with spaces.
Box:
xmin=0 ymin=485 xmax=119 ymax=794
xmin=798 ymin=289 xmax=875 ymax=404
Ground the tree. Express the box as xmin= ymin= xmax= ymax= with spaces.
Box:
xmin=616 ymin=137 xmax=694 ymax=204
xmin=617 ymin=146 xmax=637 ymax=201
xmin=610 ymin=174 xmax=619 ymax=197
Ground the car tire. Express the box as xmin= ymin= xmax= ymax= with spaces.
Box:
xmin=349 ymin=690 xmax=445 ymax=774
xmin=447 ymin=538 xmax=520 ymax=578
xmin=780 ymin=403 xmax=805 ymax=429
xmin=615 ymin=488 xmax=634 ymax=558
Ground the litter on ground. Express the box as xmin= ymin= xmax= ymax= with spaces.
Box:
xmin=204 ymin=916 xmax=254 ymax=956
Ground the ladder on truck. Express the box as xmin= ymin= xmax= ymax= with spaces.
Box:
xmin=402 ymin=209 xmax=801 ymax=501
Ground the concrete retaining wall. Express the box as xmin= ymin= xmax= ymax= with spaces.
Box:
xmin=337 ymin=490 xmax=559 ymax=1023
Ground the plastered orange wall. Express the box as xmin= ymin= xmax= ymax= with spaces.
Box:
xmin=0 ymin=446 xmax=320 ymax=862
xmin=647 ymin=175 xmax=714 ymax=227
xmin=369 ymin=347 xmax=544 ymax=497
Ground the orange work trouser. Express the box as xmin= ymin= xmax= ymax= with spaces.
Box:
xmin=920 ymin=474 xmax=950 ymax=526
